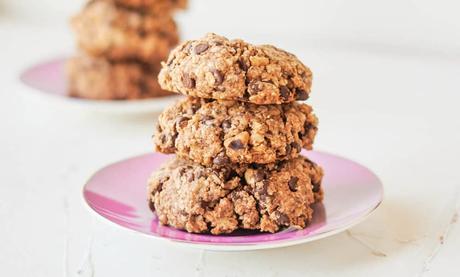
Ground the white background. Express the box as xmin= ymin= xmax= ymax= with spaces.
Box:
xmin=1 ymin=0 xmax=460 ymax=276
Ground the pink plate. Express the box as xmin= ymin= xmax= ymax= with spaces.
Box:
xmin=19 ymin=57 xmax=181 ymax=114
xmin=83 ymin=151 xmax=383 ymax=251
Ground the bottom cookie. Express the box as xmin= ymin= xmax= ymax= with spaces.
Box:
xmin=66 ymin=55 xmax=172 ymax=100
xmin=148 ymin=156 xmax=324 ymax=235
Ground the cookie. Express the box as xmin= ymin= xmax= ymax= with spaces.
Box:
xmin=71 ymin=1 xmax=179 ymax=64
xmin=159 ymin=33 xmax=312 ymax=104
xmin=148 ymin=156 xmax=323 ymax=234
xmin=66 ymin=55 xmax=172 ymax=100
xmin=154 ymin=97 xmax=318 ymax=166
xmin=112 ymin=0 xmax=187 ymax=14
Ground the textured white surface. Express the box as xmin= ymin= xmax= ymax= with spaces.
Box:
xmin=1 ymin=1 xmax=460 ymax=276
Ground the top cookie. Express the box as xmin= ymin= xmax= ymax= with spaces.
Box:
xmin=159 ymin=33 xmax=312 ymax=105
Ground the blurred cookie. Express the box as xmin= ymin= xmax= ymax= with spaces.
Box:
xmin=112 ymin=0 xmax=187 ymax=14
xmin=71 ymin=1 xmax=179 ymax=64
xmin=148 ymin=156 xmax=323 ymax=234
xmin=66 ymin=55 xmax=172 ymax=100
xmin=154 ymin=96 xmax=318 ymax=165
xmin=159 ymin=33 xmax=312 ymax=104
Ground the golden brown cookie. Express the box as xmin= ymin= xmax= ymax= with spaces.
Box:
xmin=148 ymin=156 xmax=323 ymax=234
xmin=159 ymin=33 xmax=313 ymax=104
xmin=154 ymin=97 xmax=318 ymax=166
xmin=112 ymin=0 xmax=187 ymax=14
xmin=66 ymin=55 xmax=172 ymax=100
xmin=71 ymin=1 xmax=179 ymax=64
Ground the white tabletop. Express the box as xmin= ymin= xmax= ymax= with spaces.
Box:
xmin=1 ymin=2 xmax=460 ymax=275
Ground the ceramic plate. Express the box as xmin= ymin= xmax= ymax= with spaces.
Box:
xmin=19 ymin=57 xmax=182 ymax=114
xmin=83 ymin=151 xmax=383 ymax=251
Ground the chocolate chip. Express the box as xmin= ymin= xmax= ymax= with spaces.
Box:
xmin=312 ymin=182 xmax=321 ymax=193
xmin=168 ymin=128 xmax=178 ymax=141
xmin=254 ymin=170 xmax=265 ymax=182
xmin=148 ymin=200 xmax=156 ymax=212
xmin=160 ymin=134 xmax=167 ymax=144
xmin=190 ymin=103 xmax=200 ymax=113
xmin=288 ymin=176 xmax=299 ymax=192
xmin=155 ymin=124 xmax=162 ymax=133
xmin=158 ymin=30 xmax=168 ymax=38
xmin=304 ymin=121 xmax=314 ymax=132
xmin=295 ymin=89 xmax=309 ymax=100
xmin=200 ymin=201 xmax=211 ymax=209
xmin=212 ymin=69 xmax=224 ymax=85
xmin=176 ymin=116 xmax=189 ymax=128
xmin=282 ymin=71 xmax=293 ymax=79
xmin=290 ymin=142 xmax=301 ymax=153
xmin=213 ymin=154 xmax=230 ymax=166
xmin=223 ymin=169 xmax=237 ymax=182
xmin=150 ymin=180 xmax=164 ymax=195
xmin=221 ymin=168 xmax=231 ymax=180
xmin=298 ymin=131 xmax=305 ymax=139
xmin=138 ymin=80 xmax=148 ymax=94
xmin=187 ymin=173 xmax=195 ymax=182
xmin=279 ymin=86 xmax=290 ymax=101
xmin=285 ymin=144 xmax=292 ymax=155
xmin=179 ymin=167 xmax=187 ymax=175
xmin=138 ymin=29 xmax=147 ymax=37
xmin=248 ymin=81 xmax=261 ymax=93
xmin=201 ymin=115 xmax=214 ymax=125
xmin=182 ymin=73 xmax=196 ymax=89
xmin=229 ymin=139 xmax=245 ymax=150
xmin=222 ymin=179 xmax=237 ymax=190
xmin=257 ymin=181 xmax=268 ymax=200
xmin=221 ymin=120 xmax=231 ymax=131
xmin=276 ymin=212 xmax=290 ymax=225
xmin=194 ymin=43 xmax=209 ymax=54
xmin=237 ymin=59 xmax=248 ymax=71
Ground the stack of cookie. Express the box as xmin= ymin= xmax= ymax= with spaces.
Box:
xmin=67 ymin=0 xmax=186 ymax=100
xmin=148 ymin=33 xmax=324 ymax=235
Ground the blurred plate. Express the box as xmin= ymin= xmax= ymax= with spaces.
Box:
xmin=19 ymin=57 xmax=182 ymax=114
xmin=83 ymin=150 xmax=383 ymax=251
